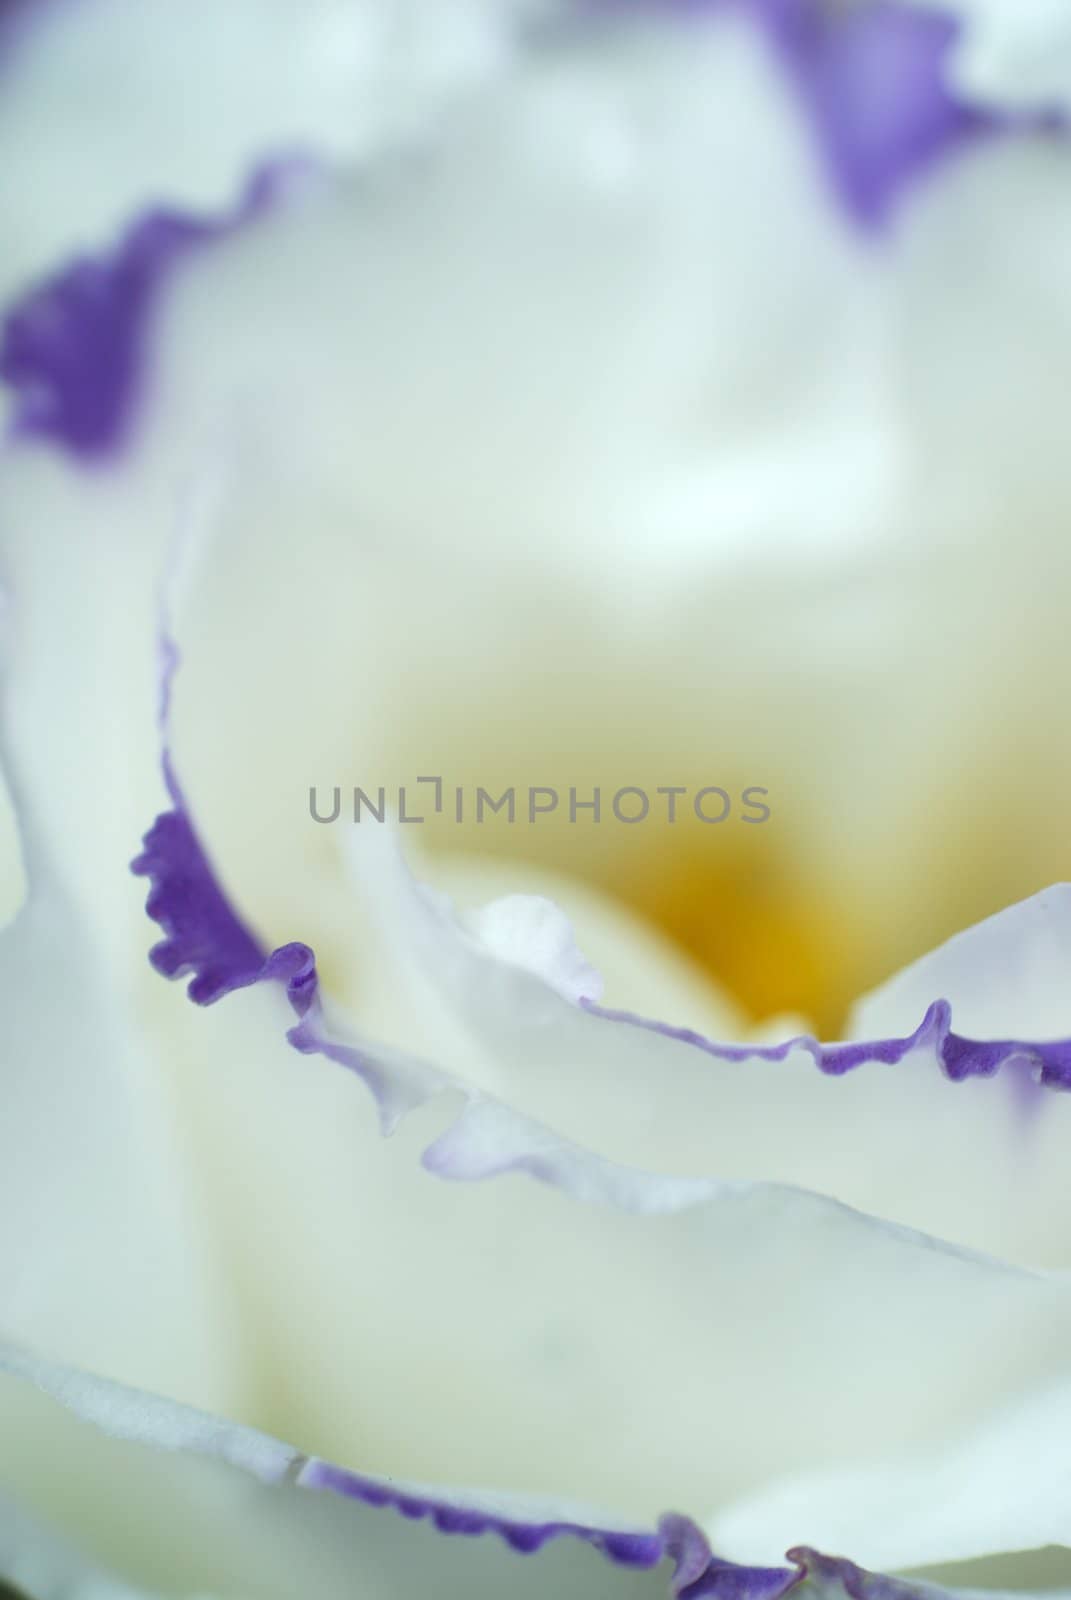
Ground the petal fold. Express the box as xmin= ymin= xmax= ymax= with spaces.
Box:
xmin=757 ymin=0 xmax=997 ymax=226
xmin=134 ymin=626 xmax=1071 ymax=1265
xmin=0 ymin=161 xmax=314 ymax=458
xmin=0 ymin=1343 xmax=671 ymax=1597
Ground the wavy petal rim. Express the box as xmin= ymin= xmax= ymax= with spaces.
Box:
xmin=0 ymin=1341 xmax=669 ymax=1573
xmin=9 ymin=1341 xmax=1056 ymax=1597
xmin=2 ymin=2 xmax=1067 ymax=472
xmin=0 ymin=155 xmax=320 ymax=458
xmin=297 ymin=1459 xmax=663 ymax=1565
xmin=131 ymin=618 xmax=1071 ymax=1261
xmin=596 ymin=0 xmax=1063 ymax=225
xmin=580 ymin=997 xmax=1071 ymax=1090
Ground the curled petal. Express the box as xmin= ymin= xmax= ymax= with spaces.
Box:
xmin=0 ymin=1344 xmax=671 ymax=1597
xmin=3 ymin=1087 xmax=1070 ymax=1575
xmin=4 ymin=0 xmax=1063 ymax=474
xmin=8 ymin=529 xmax=1071 ymax=1586
xmin=755 ymin=0 xmax=999 ymax=226
xmin=131 ymin=665 xmax=442 ymax=1131
xmin=4 ymin=5 xmax=1071 ymax=1584
xmin=296 ymin=1458 xmax=661 ymax=1564
xmin=0 ymin=160 xmax=316 ymax=458
xmin=0 ymin=0 xmax=537 ymax=307
xmin=123 ymin=730 xmax=1071 ymax=1567
xmin=97 ymin=0 xmax=1071 ymax=1266
xmin=136 ymin=697 xmax=1071 ymax=1265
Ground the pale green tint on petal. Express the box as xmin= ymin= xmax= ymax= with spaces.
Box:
xmin=96 ymin=968 xmax=1071 ymax=1566
xmin=709 ymin=1375 xmax=1071 ymax=1571
xmin=0 ymin=1485 xmax=154 ymax=1599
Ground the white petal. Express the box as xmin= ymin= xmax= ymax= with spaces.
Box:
xmin=0 ymin=0 xmax=541 ymax=307
xmin=465 ymin=893 xmax=605 ymax=1006
xmin=0 ymin=1346 xmax=663 ymax=1599
xmin=0 ymin=781 xmax=241 ymax=1420
xmin=709 ymin=1374 xmax=1071 ymax=1573
xmin=114 ymin=6 xmax=1071 ymax=1056
xmin=0 ymin=492 xmax=245 ymax=1416
xmin=850 ymin=885 xmax=1071 ymax=1041
xmin=327 ymin=827 xmax=1071 ymax=1269
xmin=85 ymin=969 xmax=1071 ymax=1567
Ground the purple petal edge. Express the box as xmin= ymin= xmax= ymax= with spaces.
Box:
xmin=294 ymin=1468 xmax=972 ymax=1598
xmin=121 ymin=656 xmax=1071 ymax=1585
xmin=668 ymin=1535 xmax=951 ymax=1600
xmin=299 ymin=1458 xmax=664 ymax=1567
xmin=131 ymin=626 xmax=436 ymax=1129
xmin=132 ymin=616 xmax=1071 ymax=1251
xmin=131 ymin=804 xmax=267 ymax=1007
xmin=3 ymin=4 xmax=1065 ymax=471
xmin=130 ymin=788 xmax=430 ymax=1126
xmin=0 ymin=1343 xmax=968 ymax=1594
xmin=661 ymin=1517 xmax=794 ymax=1600
xmin=755 ymin=0 xmax=998 ymax=227
xmin=131 ymin=734 xmax=1071 ymax=1105
xmin=132 ymin=775 xmax=1071 ymax=1123
xmin=580 ymin=998 xmax=1071 ymax=1091
xmin=604 ymin=0 xmax=1063 ymax=228
xmin=0 ymin=156 xmax=318 ymax=459
xmin=129 ymin=772 xmax=421 ymax=1124
xmin=132 ymin=613 xmax=1071 ymax=1173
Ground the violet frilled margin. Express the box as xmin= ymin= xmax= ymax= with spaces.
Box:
xmin=737 ymin=0 xmax=1004 ymax=223
xmin=128 ymin=643 xmax=1071 ymax=1579
xmin=0 ymin=0 xmax=1059 ymax=464
xmin=134 ymin=624 xmax=1071 ymax=1166
xmin=0 ymin=159 xmax=317 ymax=458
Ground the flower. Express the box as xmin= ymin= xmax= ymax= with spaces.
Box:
xmin=1 ymin=2 xmax=1071 ymax=1598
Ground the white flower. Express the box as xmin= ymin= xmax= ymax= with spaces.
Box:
xmin=1 ymin=3 xmax=1071 ymax=1598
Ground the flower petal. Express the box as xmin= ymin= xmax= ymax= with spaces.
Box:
xmin=82 ymin=0 xmax=1070 ymax=1063
xmin=849 ymin=883 xmax=1071 ymax=1042
xmin=131 ymin=640 xmax=443 ymax=1132
xmin=138 ymin=680 xmax=1071 ymax=1268
xmin=6 ymin=8 xmax=1071 ymax=1592
xmin=0 ymin=160 xmax=315 ymax=458
xmin=0 ymin=676 xmax=240 ymax=1416
xmin=0 ymin=1484 xmax=157 ymax=1600
xmin=0 ymin=1344 xmax=669 ymax=1598
xmin=9 ymin=500 xmax=1071 ymax=1586
xmin=96 ymin=846 xmax=1071 ymax=1570
xmin=708 ymin=1373 xmax=1071 ymax=1572
xmin=9 ymin=0 xmax=1067 ymax=1056
xmin=352 ymin=831 xmax=1071 ymax=1268
xmin=0 ymin=0 xmax=538 ymax=308
xmin=755 ymin=0 xmax=997 ymax=227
